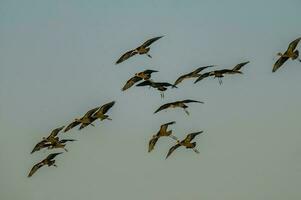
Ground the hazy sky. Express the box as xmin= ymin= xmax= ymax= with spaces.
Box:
xmin=1 ymin=0 xmax=301 ymax=199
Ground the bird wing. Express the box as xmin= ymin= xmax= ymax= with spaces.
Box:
xmin=194 ymin=72 xmax=211 ymax=83
xmin=31 ymin=141 xmax=51 ymax=154
xmin=48 ymin=126 xmax=65 ymax=139
xmin=64 ymin=121 xmax=81 ymax=132
xmin=154 ymin=82 xmax=177 ymax=88
xmin=232 ymin=61 xmax=250 ymax=71
xmin=193 ymin=65 xmax=215 ymax=74
xmin=140 ymin=36 xmax=164 ymax=48
xmin=142 ymin=69 xmax=159 ymax=75
xmin=28 ymin=162 xmax=44 ymax=177
xmin=165 ymin=143 xmax=181 ymax=159
xmin=181 ymin=99 xmax=204 ymax=104
xmin=136 ymin=80 xmax=153 ymax=87
xmin=174 ymin=74 xmax=189 ymax=86
xmin=46 ymin=152 xmax=63 ymax=161
xmin=148 ymin=136 xmax=159 ymax=152
xmin=79 ymin=118 xmax=96 ymax=130
xmin=98 ymin=101 xmax=115 ymax=114
xmin=84 ymin=107 xmax=101 ymax=118
xmin=287 ymin=37 xmax=301 ymax=53
xmin=273 ymin=56 xmax=289 ymax=72
xmin=160 ymin=121 xmax=176 ymax=132
xmin=154 ymin=103 xmax=173 ymax=113
xmin=184 ymin=131 xmax=203 ymax=143
xmin=116 ymin=49 xmax=138 ymax=64
xmin=60 ymin=139 xmax=76 ymax=143
xmin=122 ymin=76 xmax=142 ymax=91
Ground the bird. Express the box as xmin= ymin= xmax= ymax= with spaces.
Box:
xmin=28 ymin=153 xmax=63 ymax=177
xmin=136 ymin=80 xmax=177 ymax=98
xmin=273 ymin=37 xmax=301 ymax=72
xmin=174 ymin=65 xmax=215 ymax=86
xmin=194 ymin=61 xmax=249 ymax=84
xmin=116 ymin=36 xmax=164 ymax=64
xmin=47 ymin=138 xmax=76 ymax=152
xmin=148 ymin=121 xmax=178 ymax=153
xmin=31 ymin=126 xmax=65 ymax=154
xmin=122 ymin=69 xmax=158 ymax=91
xmin=64 ymin=106 xmax=100 ymax=132
xmin=154 ymin=99 xmax=203 ymax=115
xmin=78 ymin=101 xmax=115 ymax=130
xmin=166 ymin=131 xmax=203 ymax=159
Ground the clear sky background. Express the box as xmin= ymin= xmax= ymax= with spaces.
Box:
xmin=1 ymin=0 xmax=301 ymax=199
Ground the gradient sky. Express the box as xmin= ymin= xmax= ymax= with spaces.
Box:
xmin=1 ymin=0 xmax=301 ymax=199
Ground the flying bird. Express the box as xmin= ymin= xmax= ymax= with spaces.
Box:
xmin=28 ymin=153 xmax=62 ymax=177
xmin=194 ymin=61 xmax=249 ymax=84
xmin=273 ymin=37 xmax=301 ymax=72
xmin=122 ymin=70 xmax=158 ymax=91
xmin=154 ymin=99 xmax=203 ymax=115
xmin=47 ymin=138 xmax=76 ymax=152
xmin=64 ymin=106 xmax=100 ymax=132
xmin=166 ymin=131 xmax=203 ymax=159
xmin=78 ymin=101 xmax=115 ymax=130
xmin=174 ymin=65 xmax=215 ymax=86
xmin=116 ymin=36 xmax=163 ymax=64
xmin=136 ymin=80 xmax=177 ymax=98
xmin=148 ymin=121 xmax=177 ymax=153
xmin=31 ymin=126 xmax=65 ymax=154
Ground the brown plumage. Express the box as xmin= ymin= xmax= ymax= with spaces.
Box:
xmin=273 ymin=37 xmax=301 ymax=72
xmin=116 ymin=36 xmax=163 ymax=64
xmin=122 ymin=70 xmax=158 ymax=91
xmin=136 ymin=80 xmax=177 ymax=98
xmin=64 ymin=107 xmax=100 ymax=132
xmin=174 ymin=65 xmax=215 ymax=86
xmin=154 ymin=99 xmax=203 ymax=115
xmin=166 ymin=131 xmax=203 ymax=159
xmin=148 ymin=121 xmax=177 ymax=153
xmin=194 ymin=61 xmax=249 ymax=84
xmin=28 ymin=153 xmax=62 ymax=177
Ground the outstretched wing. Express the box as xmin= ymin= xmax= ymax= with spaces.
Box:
xmin=60 ymin=139 xmax=76 ymax=143
xmin=194 ymin=72 xmax=211 ymax=83
xmin=98 ymin=101 xmax=115 ymax=114
xmin=116 ymin=49 xmax=138 ymax=64
xmin=287 ymin=37 xmax=301 ymax=53
xmin=84 ymin=107 xmax=101 ymax=118
xmin=273 ymin=56 xmax=289 ymax=72
xmin=184 ymin=131 xmax=203 ymax=143
xmin=31 ymin=141 xmax=51 ymax=154
xmin=160 ymin=121 xmax=176 ymax=132
xmin=28 ymin=162 xmax=44 ymax=177
xmin=193 ymin=65 xmax=215 ymax=74
xmin=46 ymin=152 xmax=63 ymax=161
xmin=232 ymin=61 xmax=250 ymax=71
xmin=148 ymin=136 xmax=159 ymax=153
xmin=181 ymin=99 xmax=204 ymax=104
xmin=174 ymin=74 xmax=189 ymax=86
xmin=155 ymin=82 xmax=177 ymax=88
xmin=154 ymin=103 xmax=173 ymax=114
xmin=140 ymin=36 xmax=164 ymax=48
xmin=48 ymin=126 xmax=65 ymax=139
xmin=64 ymin=121 xmax=81 ymax=132
xmin=165 ymin=143 xmax=181 ymax=159
xmin=122 ymin=76 xmax=142 ymax=91
xmin=136 ymin=80 xmax=153 ymax=87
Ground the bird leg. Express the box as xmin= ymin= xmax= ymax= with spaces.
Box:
xmin=169 ymin=135 xmax=178 ymax=141
xmin=90 ymin=123 xmax=95 ymax=127
xmin=146 ymin=53 xmax=152 ymax=58
xmin=298 ymin=58 xmax=301 ymax=62
xmin=106 ymin=117 xmax=112 ymax=120
xmin=160 ymin=92 xmax=164 ymax=99
xmin=218 ymin=78 xmax=223 ymax=85
xmin=184 ymin=108 xmax=190 ymax=115
xmin=193 ymin=148 xmax=200 ymax=154
xmin=63 ymin=147 xmax=68 ymax=152
xmin=53 ymin=164 xmax=58 ymax=167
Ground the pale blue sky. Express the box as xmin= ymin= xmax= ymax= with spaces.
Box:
xmin=1 ymin=0 xmax=301 ymax=199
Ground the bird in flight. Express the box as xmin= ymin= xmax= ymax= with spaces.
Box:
xmin=148 ymin=121 xmax=178 ymax=153
xmin=136 ymin=80 xmax=177 ymax=98
xmin=116 ymin=36 xmax=164 ymax=64
xmin=273 ymin=37 xmax=301 ymax=72
xmin=154 ymin=99 xmax=203 ymax=115
xmin=174 ymin=65 xmax=215 ymax=86
xmin=79 ymin=101 xmax=116 ymax=130
xmin=194 ymin=61 xmax=249 ymax=84
xmin=166 ymin=131 xmax=203 ymax=159
xmin=31 ymin=126 xmax=65 ymax=154
xmin=28 ymin=153 xmax=63 ymax=177
xmin=122 ymin=69 xmax=158 ymax=91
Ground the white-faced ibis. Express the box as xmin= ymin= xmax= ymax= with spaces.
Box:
xmin=136 ymin=80 xmax=177 ymax=98
xmin=154 ymin=99 xmax=203 ymax=115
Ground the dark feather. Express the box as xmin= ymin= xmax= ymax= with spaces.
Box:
xmin=165 ymin=143 xmax=181 ymax=159
xmin=273 ymin=56 xmax=289 ymax=72
xmin=116 ymin=50 xmax=137 ymax=64
xmin=184 ymin=131 xmax=203 ymax=143
xmin=140 ymin=36 xmax=164 ymax=48
xmin=122 ymin=76 xmax=142 ymax=91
